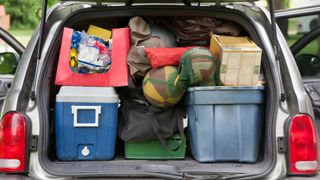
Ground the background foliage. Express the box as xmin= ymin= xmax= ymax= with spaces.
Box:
xmin=1 ymin=0 xmax=59 ymax=29
xmin=0 ymin=0 xmax=290 ymax=29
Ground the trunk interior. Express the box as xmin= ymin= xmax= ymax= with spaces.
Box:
xmin=37 ymin=5 xmax=277 ymax=179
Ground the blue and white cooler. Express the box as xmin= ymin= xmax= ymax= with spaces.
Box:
xmin=55 ymin=86 xmax=118 ymax=161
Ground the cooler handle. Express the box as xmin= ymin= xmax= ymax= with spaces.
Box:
xmin=71 ymin=105 xmax=101 ymax=127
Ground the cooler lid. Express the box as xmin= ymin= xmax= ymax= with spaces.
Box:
xmin=56 ymin=86 xmax=119 ymax=103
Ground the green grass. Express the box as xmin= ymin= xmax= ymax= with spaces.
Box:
xmin=287 ymin=34 xmax=301 ymax=46
xmin=287 ymin=18 xmax=320 ymax=56
xmin=9 ymin=29 xmax=35 ymax=47
xmin=287 ymin=34 xmax=320 ymax=55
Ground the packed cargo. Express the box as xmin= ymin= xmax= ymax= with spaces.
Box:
xmin=50 ymin=14 xmax=267 ymax=165
xmin=27 ymin=6 xmax=277 ymax=178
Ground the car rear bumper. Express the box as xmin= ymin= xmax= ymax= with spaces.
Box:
xmin=285 ymin=173 xmax=320 ymax=180
xmin=0 ymin=175 xmax=31 ymax=180
xmin=1 ymin=173 xmax=320 ymax=180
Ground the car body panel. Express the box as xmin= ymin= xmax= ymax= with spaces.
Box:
xmin=275 ymin=5 xmax=320 ymax=19
xmin=29 ymin=3 xmax=278 ymax=179
xmin=0 ymin=1 xmax=319 ymax=180
xmin=37 ymin=3 xmax=276 ymax=179
xmin=0 ymin=28 xmax=24 ymax=55
xmin=0 ymin=28 xmax=25 ymax=113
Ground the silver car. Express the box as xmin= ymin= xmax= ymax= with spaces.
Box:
xmin=0 ymin=0 xmax=319 ymax=179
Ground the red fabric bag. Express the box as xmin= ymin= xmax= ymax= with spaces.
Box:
xmin=55 ymin=27 xmax=130 ymax=87
xmin=145 ymin=47 xmax=193 ymax=68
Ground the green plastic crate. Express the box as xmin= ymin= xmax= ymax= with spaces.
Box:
xmin=125 ymin=134 xmax=186 ymax=159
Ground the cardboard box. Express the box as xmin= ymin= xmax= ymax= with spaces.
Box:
xmin=210 ymin=34 xmax=262 ymax=86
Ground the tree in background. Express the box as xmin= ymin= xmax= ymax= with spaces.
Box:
xmin=1 ymin=0 xmax=59 ymax=29
xmin=0 ymin=0 xmax=294 ymax=30
xmin=276 ymin=0 xmax=290 ymax=38
xmin=48 ymin=0 xmax=59 ymax=6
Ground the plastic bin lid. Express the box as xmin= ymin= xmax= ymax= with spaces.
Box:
xmin=56 ymin=86 xmax=118 ymax=103
xmin=185 ymin=86 xmax=265 ymax=105
xmin=187 ymin=86 xmax=264 ymax=92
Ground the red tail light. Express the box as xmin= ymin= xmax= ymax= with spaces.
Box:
xmin=288 ymin=114 xmax=319 ymax=175
xmin=0 ymin=112 xmax=27 ymax=173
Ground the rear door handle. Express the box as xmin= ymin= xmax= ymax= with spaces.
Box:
xmin=5 ymin=82 xmax=11 ymax=90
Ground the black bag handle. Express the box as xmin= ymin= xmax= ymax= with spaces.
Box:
xmin=147 ymin=106 xmax=185 ymax=151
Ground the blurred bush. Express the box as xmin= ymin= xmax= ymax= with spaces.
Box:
xmin=1 ymin=0 xmax=58 ymax=29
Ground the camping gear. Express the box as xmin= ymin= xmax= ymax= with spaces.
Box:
xmin=126 ymin=36 xmax=170 ymax=78
xmin=128 ymin=16 xmax=151 ymax=45
xmin=127 ymin=16 xmax=177 ymax=79
xmin=142 ymin=66 xmax=185 ymax=108
xmin=158 ymin=17 xmax=243 ymax=45
xmin=145 ymin=47 xmax=193 ymax=68
xmin=68 ymin=31 xmax=111 ymax=74
xmin=118 ymin=90 xmax=185 ymax=145
xmin=125 ymin=134 xmax=186 ymax=160
xmin=126 ymin=45 xmax=151 ymax=78
xmin=185 ymin=86 xmax=265 ymax=162
xmin=69 ymin=30 xmax=111 ymax=74
xmin=55 ymin=86 xmax=119 ymax=161
xmin=55 ymin=27 xmax=130 ymax=87
xmin=210 ymin=34 xmax=262 ymax=86
xmin=150 ymin=25 xmax=176 ymax=47
xmin=178 ymin=47 xmax=221 ymax=88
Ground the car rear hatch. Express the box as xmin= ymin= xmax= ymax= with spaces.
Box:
xmin=34 ymin=0 xmax=280 ymax=179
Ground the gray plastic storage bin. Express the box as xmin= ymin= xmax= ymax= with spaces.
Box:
xmin=185 ymin=86 xmax=265 ymax=163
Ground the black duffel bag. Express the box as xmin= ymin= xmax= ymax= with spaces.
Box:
xmin=118 ymin=89 xmax=185 ymax=150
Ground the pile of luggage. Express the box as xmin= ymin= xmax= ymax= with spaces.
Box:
xmin=54 ymin=16 xmax=265 ymax=163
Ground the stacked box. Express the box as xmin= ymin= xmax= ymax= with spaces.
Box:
xmin=55 ymin=86 xmax=118 ymax=161
xmin=210 ymin=34 xmax=262 ymax=86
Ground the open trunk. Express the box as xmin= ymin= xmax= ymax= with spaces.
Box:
xmin=36 ymin=4 xmax=278 ymax=179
